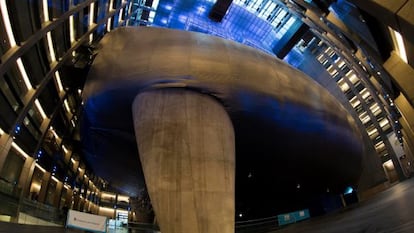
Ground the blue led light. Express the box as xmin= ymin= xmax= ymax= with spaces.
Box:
xmin=14 ymin=125 xmax=21 ymax=134
xmin=178 ymin=15 xmax=187 ymax=23
xmin=165 ymin=4 xmax=172 ymax=10
xmin=196 ymin=6 xmax=206 ymax=15
xmin=344 ymin=186 xmax=353 ymax=195
xmin=37 ymin=150 xmax=43 ymax=158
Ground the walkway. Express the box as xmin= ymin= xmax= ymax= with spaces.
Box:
xmin=2 ymin=179 xmax=414 ymax=233
xmin=273 ymin=178 xmax=414 ymax=233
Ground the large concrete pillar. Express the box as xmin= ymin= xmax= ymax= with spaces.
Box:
xmin=132 ymin=89 xmax=235 ymax=233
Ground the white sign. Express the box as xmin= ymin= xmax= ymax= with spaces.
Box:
xmin=67 ymin=209 xmax=107 ymax=233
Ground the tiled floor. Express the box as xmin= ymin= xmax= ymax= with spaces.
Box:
xmin=272 ymin=178 xmax=414 ymax=233
xmin=2 ymin=178 xmax=414 ymax=233
xmin=0 ymin=222 xmax=156 ymax=233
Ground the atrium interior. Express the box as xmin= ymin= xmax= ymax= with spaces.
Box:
xmin=0 ymin=0 xmax=413 ymax=232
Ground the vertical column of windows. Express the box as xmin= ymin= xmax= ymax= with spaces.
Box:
xmin=0 ymin=0 xmax=131 ymax=214
xmin=308 ymin=39 xmax=396 ymax=169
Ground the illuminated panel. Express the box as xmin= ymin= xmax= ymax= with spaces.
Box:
xmin=359 ymin=112 xmax=370 ymax=124
xmin=275 ymin=15 xmax=295 ymax=38
xmin=0 ymin=0 xmax=17 ymax=47
xmin=259 ymin=2 xmax=275 ymax=19
xmin=118 ymin=8 xmax=124 ymax=24
xmin=347 ymin=71 xmax=358 ymax=84
xmin=16 ymin=58 xmax=33 ymax=90
xmin=34 ymin=99 xmax=48 ymax=119
xmin=62 ymin=144 xmax=69 ymax=154
xmin=43 ymin=0 xmax=57 ymax=62
xmin=375 ymin=141 xmax=385 ymax=152
xmin=369 ymin=103 xmax=382 ymax=116
xmin=47 ymin=32 xmax=57 ymax=62
xmin=101 ymin=192 xmax=116 ymax=200
xmin=379 ymin=118 xmax=389 ymax=130
xmin=64 ymin=99 xmax=71 ymax=113
xmin=42 ymin=0 xmax=50 ymax=21
xmin=367 ymin=127 xmax=378 ymax=137
xmin=54 ymin=71 xmax=64 ymax=93
xmin=271 ymin=8 xmax=287 ymax=28
xmin=51 ymin=176 xmax=60 ymax=183
xmin=327 ymin=65 xmax=337 ymax=76
xmin=107 ymin=17 xmax=112 ymax=32
xmin=338 ymin=78 xmax=349 ymax=92
xmin=50 ymin=127 xmax=61 ymax=140
xmin=336 ymin=59 xmax=345 ymax=68
xmin=359 ymin=88 xmax=370 ymax=99
xmin=109 ymin=0 xmax=114 ymax=10
xmin=89 ymin=2 xmax=95 ymax=43
xmin=69 ymin=15 xmax=76 ymax=43
xmin=349 ymin=96 xmax=360 ymax=108
xmin=148 ymin=0 xmax=160 ymax=23
xmin=117 ymin=195 xmax=129 ymax=203
xmin=389 ymin=27 xmax=408 ymax=63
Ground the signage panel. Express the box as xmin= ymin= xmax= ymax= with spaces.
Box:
xmin=66 ymin=209 xmax=107 ymax=233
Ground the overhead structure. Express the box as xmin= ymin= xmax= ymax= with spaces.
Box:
xmin=81 ymin=27 xmax=364 ymax=232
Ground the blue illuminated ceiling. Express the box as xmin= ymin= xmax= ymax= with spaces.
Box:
xmin=149 ymin=0 xmax=298 ymax=54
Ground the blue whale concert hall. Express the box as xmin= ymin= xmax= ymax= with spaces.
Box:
xmin=0 ymin=0 xmax=414 ymax=232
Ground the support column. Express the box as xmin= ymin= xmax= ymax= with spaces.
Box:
xmin=0 ymin=136 xmax=13 ymax=171
xmin=132 ymin=89 xmax=235 ymax=233
xmin=18 ymin=157 xmax=36 ymax=197
xmin=38 ymin=172 xmax=51 ymax=203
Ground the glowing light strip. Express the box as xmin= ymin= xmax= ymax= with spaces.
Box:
xmin=393 ymin=29 xmax=408 ymax=63
xmin=89 ymin=3 xmax=95 ymax=26
xmin=148 ymin=0 xmax=160 ymax=23
xmin=42 ymin=0 xmax=50 ymax=21
xmin=109 ymin=0 xmax=114 ymax=11
xmin=152 ymin=0 xmax=160 ymax=10
xmin=128 ymin=1 xmax=133 ymax=14
xmin=50 ymin=127 xmax=60 ymax=139
xmin=51 ymin=176 xmax=60 ymax=183
xmin=389 ymin=27 xmax=407 ymax=63
xmin=367 ymin=128 xmax=378 ymax=136
xmin=35 ymin=99 xmax=47 ymax=119
xmin=64 ymin=184 xmax=70 ymax=189
xmin=11 ymin=142 xmax=30 ymax=158
xmin=62 ymin=144 xmax=69 ymax=154
xmin=69 ymin=15 xmax=75 ymax=43
xmin=0 ymin=127 xmax=4 ymax=135
xmin=379 ymin=118 xmax=389 ymax=128
xmin=16 ymin=58 xmax=33 ymax=90
xmin=55 ymin=71 xmax=64 ymax=92
xmin=89 ymin=2 xmax=95 ymax=43
xmin=35 ymin=163 xmax=47 ymax=173
xmin=64 ymin=99 xmax=71 ymax=112
xmin=0 ymin=0 xmax=17 ymax=47
xmin=107 ymin=18 xmax=112 ymax=32
xmin=99 ymin=206 xmax=115 ymax=212
xmin=46 ymin=32 xmax=56 ymax=62
xmin=118 ymin=8 xmax=124 ymax=23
